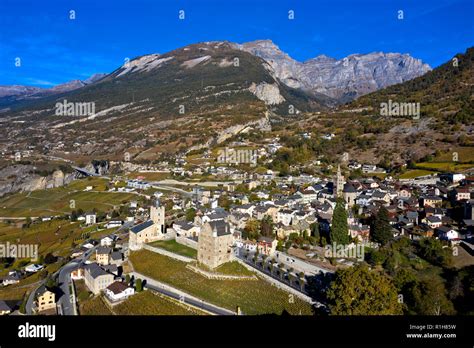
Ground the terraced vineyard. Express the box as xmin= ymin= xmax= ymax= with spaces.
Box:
xmin=130 ymin=250 xmax=314 ymax=315
xmin=114 ymin=290 xmax=206 ymax=315
xmin=0 ymin=178 xmax=137 ymax=217
xmin=79 ymin=295 xmax=113 ymax=315
xmin=0 ymin=220 xmax=116 ymax=257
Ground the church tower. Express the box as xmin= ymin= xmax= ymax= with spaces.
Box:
xmin=334 ymin=165 xmax=345 ymax=198
xmin=150 ymin=198 xmax=165 ymax=234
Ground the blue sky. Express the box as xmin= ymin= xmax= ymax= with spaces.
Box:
xmin=0 ymin=0 xmax=473 ymax=87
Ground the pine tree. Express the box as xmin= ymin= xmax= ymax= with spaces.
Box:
xmin=330 ymin=198 xmax=350 ymax=245
xmin=371 ymin=206 xmax=393 ymax=246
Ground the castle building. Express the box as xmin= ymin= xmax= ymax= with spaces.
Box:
xmin=129 ymin=198 xmax=166 ymax=250
xmin=334 ymin=165 xmax=345 ymax=198
xmin=197 ymin=220 xmax=233 ymax=269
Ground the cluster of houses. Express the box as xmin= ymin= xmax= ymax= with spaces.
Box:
xmin=71 ymin=237 xmax=135 ymax=303
xmin=128 ymin=164 xmax=474 ymax=274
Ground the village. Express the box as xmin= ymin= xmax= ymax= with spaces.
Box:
xmin=1 ymin=147 xmax=473 ymax=316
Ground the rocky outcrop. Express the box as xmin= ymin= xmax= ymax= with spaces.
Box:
xmin=239 ymin=40 xmax=431 ymax=101
xmin=0 ymin=165 xmax=75 ymax=197
xmin=248 ymin=82 xmax=285 ymax=105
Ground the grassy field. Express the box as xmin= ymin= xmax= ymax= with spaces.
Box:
xmin=114 ymin=290 xmax=206 ymax=315
xmin=148 ymin=239 xmax=197 ymax=258
xmin=130 ymin=250 xmax=314 ymax=315
xmin=0 ymin=178 xmax=137 ymax=217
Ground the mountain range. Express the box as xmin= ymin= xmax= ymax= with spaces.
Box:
xmin=0 ymin=40 xmax=431 ymax=113
xmin=239 ymin=40 xmax=431 ymax=102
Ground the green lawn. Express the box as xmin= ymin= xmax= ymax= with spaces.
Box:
xmin=130 ymin=250 xmax=314 ymax=315
xmin=148 ymin=239 xmax=197 ymax=259
xmin=114 ymin=290 xmax=206 ymax=315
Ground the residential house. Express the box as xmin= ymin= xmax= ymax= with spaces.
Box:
xmin=35 ymin=285 xmax=56 ymax=313
xmin=100 ymin=236 xmax=114 ymax=247
xmin=110 ymin=251 xmax=124 ymax=266
xmin=421 ymin=195 xmax=443 ymax=207
xmin=173 ymin=221 xmax=200 ymax=238
xmin=84 ymin=263 xmax=115 ymax=295
xmin=424 ymin=216 xmax=443 ymax=229
xmin=85 ymin=212 xmax=97 ymax=225
xmin=277 ymin=209 xmax=295 ymax=226
xmin=96 ymin=246 xmax=112 ymax=266
xmin=104 ymin=281 xmax=135 ymax=302
xmin=257 ymin=236 xmax=278 ymax=256
xmin=436 ymin=226 xmax=460 ymax=241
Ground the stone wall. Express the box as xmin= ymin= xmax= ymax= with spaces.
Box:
xmin=175 ymin=236 xmax=198 ymax=250
xmin=142 ymin=244 xmax=194 ymax=263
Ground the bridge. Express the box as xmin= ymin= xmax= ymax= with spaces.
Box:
xmin=72 ymin=166 xmax=105 ymax=178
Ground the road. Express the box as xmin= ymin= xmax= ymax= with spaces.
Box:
xmin=149 ymin=182 xmax=193 ymax=197
xmin=26 ymin=221 xmax=133 ymax=315
xmin=130 ymin=272 xmax=235 ymax=316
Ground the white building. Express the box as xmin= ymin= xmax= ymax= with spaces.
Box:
xmin=85 ymin=213 xmax=97 ymax=225
xmin=104 ymin=281 xmax=135 ymax=302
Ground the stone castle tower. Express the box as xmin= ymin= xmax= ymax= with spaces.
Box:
xmin=334 ymin=165 xmax=345 ymax=198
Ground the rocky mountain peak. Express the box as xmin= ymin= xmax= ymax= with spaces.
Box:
xmin=237 ymin=40 xmax=432 ymax=101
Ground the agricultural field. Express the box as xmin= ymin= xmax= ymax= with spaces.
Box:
xmin=79 ymin=295 xmax=113 ymax=315
xmin=0 ymin=220 xmax=116 ymax=258
xmin=0 ymin=178 xmax=137 ymax=217
xmin=0 ymin=262 xmax=62 ymax=301
xmin=127 ymin=171 xmax=171 ymax=181
xmin=113 ymin=290 xmax=206 ymax=315
xmin=399 ymin=169 xmax=437 ymax=179
xmin=148 ymin=239 xmax=197 ymax=258
xmin=130 ymin=250 xmax=314 ymax=315
xmin=416 ymin=162 xmax=473 ymax=172
xmin=433 ymin=147 xmax=474 ymax=162
xmin=215 ymin=261 xmax=255 ymax=276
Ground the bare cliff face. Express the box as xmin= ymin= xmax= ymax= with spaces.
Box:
xmin=239 ymin=40 xmax=431 ymax=102
xmin=0 ymin=165 xmax=75 ymax=197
